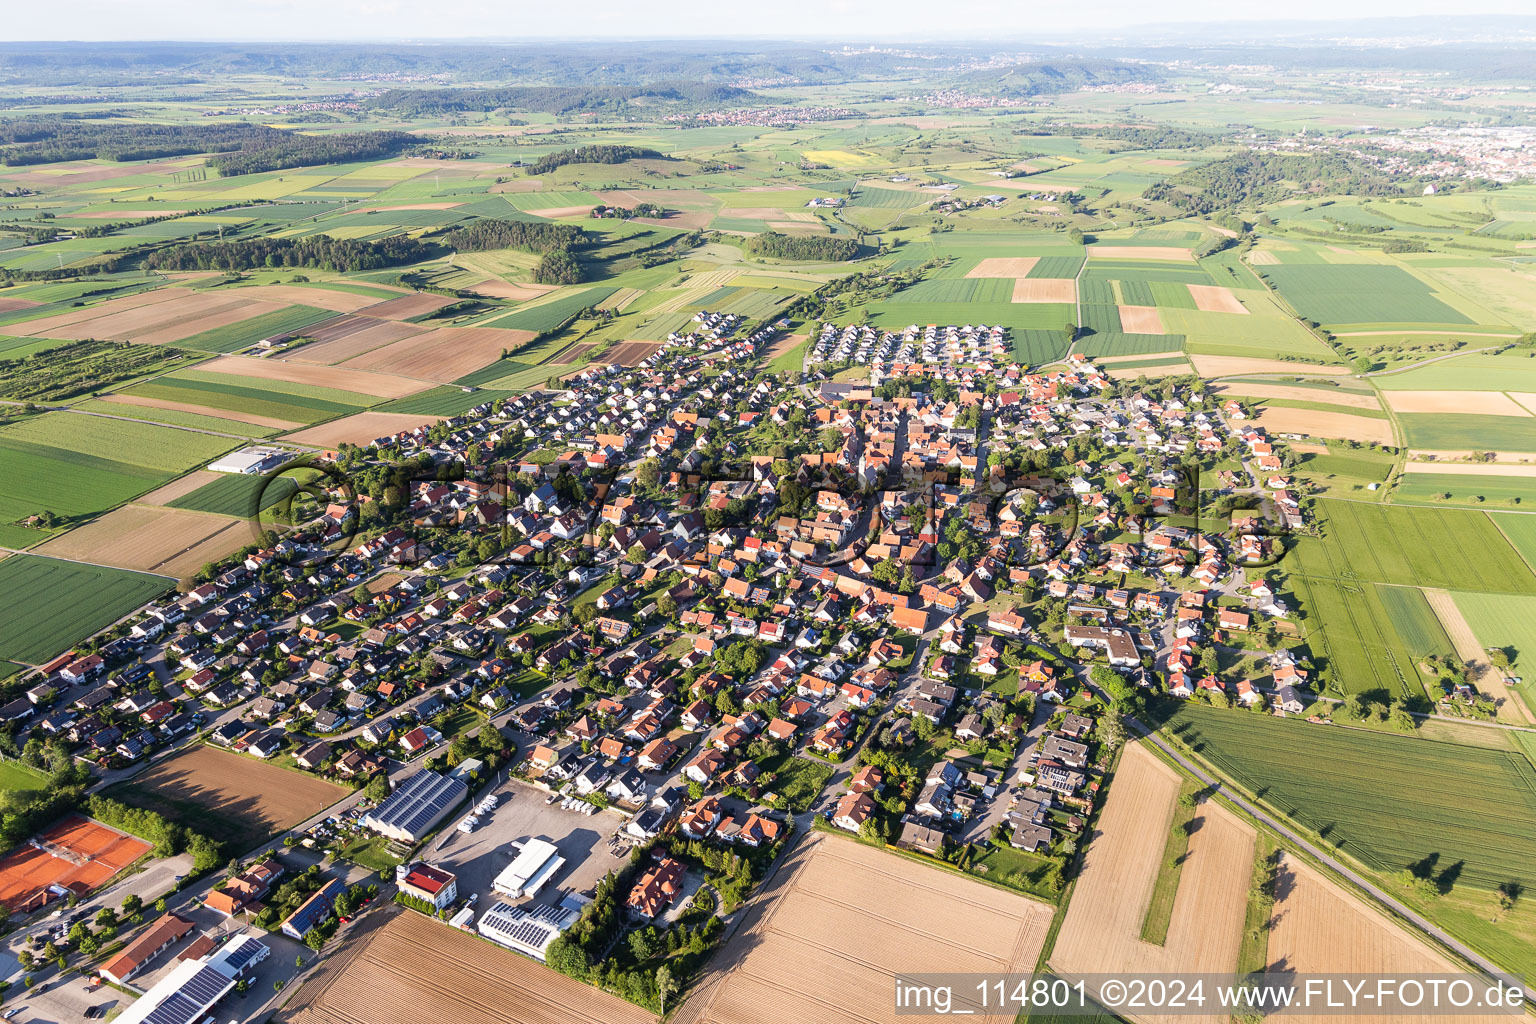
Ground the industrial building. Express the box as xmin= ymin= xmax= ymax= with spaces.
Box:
xmin=207 ymin=446 xmax=290 ymax=475
xmin=475 ymin=893 xmax=586 ymax=961
xmin=110 ymin=934 xmax=268 ymax=1024
xmin=492 ymin=838 xmax=564 ymax=900
xmin=362 ymin=769 xmax=468 ymax=842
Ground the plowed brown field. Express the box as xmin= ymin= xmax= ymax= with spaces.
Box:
xmin=339 ymin=327 xmax=536 ymax=381
xmin=356 ymin=294 xmax=456 ymax=320
xmin=283 ymin=411 xmax=444 ymax=447
xmin=106 ymin=745 xmax=344 ymax=851
xmin=197 ymin=354 xmax=429 ymax=399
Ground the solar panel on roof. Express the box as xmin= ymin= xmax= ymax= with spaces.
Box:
xmin=143 ymin=967 xmax=232 ymax=1024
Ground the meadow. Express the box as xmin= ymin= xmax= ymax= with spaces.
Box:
xmin=1395 ymin=472 xmax=1536 ymax=508
xmin=1156 ymin=702 xmax=1536 ymax=892
xmin=0 ymin=555 xmax=171 ymax=664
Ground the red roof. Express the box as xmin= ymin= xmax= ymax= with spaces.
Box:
xmin=402 ymin=864 xmax=454 ymax=896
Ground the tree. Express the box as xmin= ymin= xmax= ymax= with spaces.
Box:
xmin=657 ymin=965 xmax=677 ymax=1015
xmin=366 ymin=773 xmax=392 ymax=802
xmin=121 ymin=894 xmax=143 ymax=916
xmin=305 ymin=929 xmax=326 ymax=952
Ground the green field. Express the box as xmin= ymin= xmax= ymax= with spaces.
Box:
xmin=1395 ymin=472 xmax=1536 ymax=508
xmin=1451 ymin=591 xmax=1536 ymax=679
xmin=1493 ymin=512 xmax=1536 ymax=570
xmin=120 ymin=370 xmax=375 ymax=425
xmin=1076 ymin=332 xmax=1185 ymax=357
xmin=1286 ymin=500 xmax=1536 ymax=594
xmin=892 ymin=278 xmax=1014 ymax=303
xmin=1156 ymin=702 xmax=1536 ymax=891
xmin=375 ymin=386 xmax=518 ymax=416
xmin=1261 ymin=264 xmax=1472 ymax=326
xmin=1027 ymin=255 xmax=1084 ymax=278
xmin=490 ymin=286 xmax=620 ymax=333
xmin=1397 ymin=414 xmax=1536 ymax=453
xmin=0 ymin=413 xmax=237 ymax=544
xmin=1375 ymin=353 xmax=1536 ymax=392
xmin=1292 ymin=577 xmax=1448 ymax=697
xmin=175 ymin=305 xmax=335 ymax=353
xmin=167 ymin=472 xmax=301 ymax=518
xmin=0 ymin=555 xmax=171 ymax=664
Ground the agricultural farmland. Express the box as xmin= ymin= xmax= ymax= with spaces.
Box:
xmin=33 ymin=505 xmax=253 ymax=578
xmin=1290 ymin=577 xmax=1452 ymax=697
xmin=1157 ymin=702 xmax=1536 ymax=892
xmin=0 ymin=555 xmax=171 ymax=664
xmin=675 ymin=833 xmax=1052 ymax=1024
xmin=280 ymin=910 xmax=652 ymax=1024
xmin=1051 ymin=742 xmax=1255 ymax=1023
xmin=1261 ymin=264 xmax=1473 ymax=327
xmin=104 ymin=745 xmax=345 ymax=851
xmin=1287 ymin=500 xmax=1536 ymax=594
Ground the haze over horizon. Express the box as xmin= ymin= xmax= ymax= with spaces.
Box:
xmin=9 ymin=1 xmax=1536 ymax=43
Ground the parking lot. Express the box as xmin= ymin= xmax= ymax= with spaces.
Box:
xmin=428 ymin=778 xmax=632 ymax=907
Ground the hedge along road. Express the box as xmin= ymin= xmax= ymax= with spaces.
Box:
xmin=1126 ymin=721 xmax=1536 ymax=1001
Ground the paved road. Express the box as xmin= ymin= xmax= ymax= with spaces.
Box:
xmin=1132 ymin=723 xmax=1536 ymax=1001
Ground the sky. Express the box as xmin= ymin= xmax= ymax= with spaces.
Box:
xmin=8 ymin=0 xmax=1536 ymax=42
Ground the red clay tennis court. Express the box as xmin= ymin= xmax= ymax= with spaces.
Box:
xmin=0 ymin=815 xmax=151 ymax=912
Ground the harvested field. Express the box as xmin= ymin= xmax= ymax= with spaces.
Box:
xmin=1266 ymin=854 xmax=1508 ymax=1024
xmin=287 ymin=319 xmax=427 ymax=365
xmin=136 ymin=470 xmax=223 ymax=506
xmin=1424 ymin=589 xmax=1532 ymax=724
xmin=1254 ymin=407 xmax=1397 ymax=445
xmin=105 ymin=745 xmax=345 ymax=851
xmin=1117 ymin=305 xmax=1165 ymax=334
xmin=14 ymin=288 xmax=228 ymax=341
xmin=1385 ymin=391 xmax=1533 ymax=417
xmin=597 ymin=288 xmax=641 ymax=312
xmin=1247 ymin=250 xmax=1281 ymax=266
xmin=278 ymin=910 xmax=652 ymax=1024
xmin=467 ymin=280 xmax=557 ymax=301
xmin=349 ymin=202 xmax=463 ymax=214
xmin=282 ymin=411 xmax=443 ymax=447
xmin=1213 ymin=383 xmax=1382 ymax=410
xmin=356 ymin=293 xmax=457 ymax=321
xmin=1051 ymin=743 xmax=1255 ymax=1024
xmin=967 ymin=257 xmax=1039 ymax=278
xmin=604 ymin=340 xmax=666 ymax=366
xmin=1403 ymin=461 xmax=1536 ymax=476
xmin=530 ymin=205 xmax=595 ymax=219
xmin=34 ymin=505 xmax=251 ymax=578
xmin=1012 ymin=278 xmax=1076 ymax=303
xmin=340 ymin=327 xmax=536 ymax=382
xmin=198 ymin=354 xmax=430 ymax=399
xmin=1189 ymin=355 xmax=1347 ymax=377
xmin=0 ymin=815 xmax=151 ymax=913
xmin=233 ymin=285 xmax=391 ymax=314
xmin=674 ymin=833 xmax=1052 ymax=1024
xmin=1187 ymin=284 xmax=1248 ymax=314
xmin=1089 ymin=246 xmax=1195 ymax=261
xmin=97 ymin=393 xmax=303 ymax=431
xmin=1106 ymin=361 xmax=1194 ymax=379
xmin=0 ymin=298 xmax=40 ymax=314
